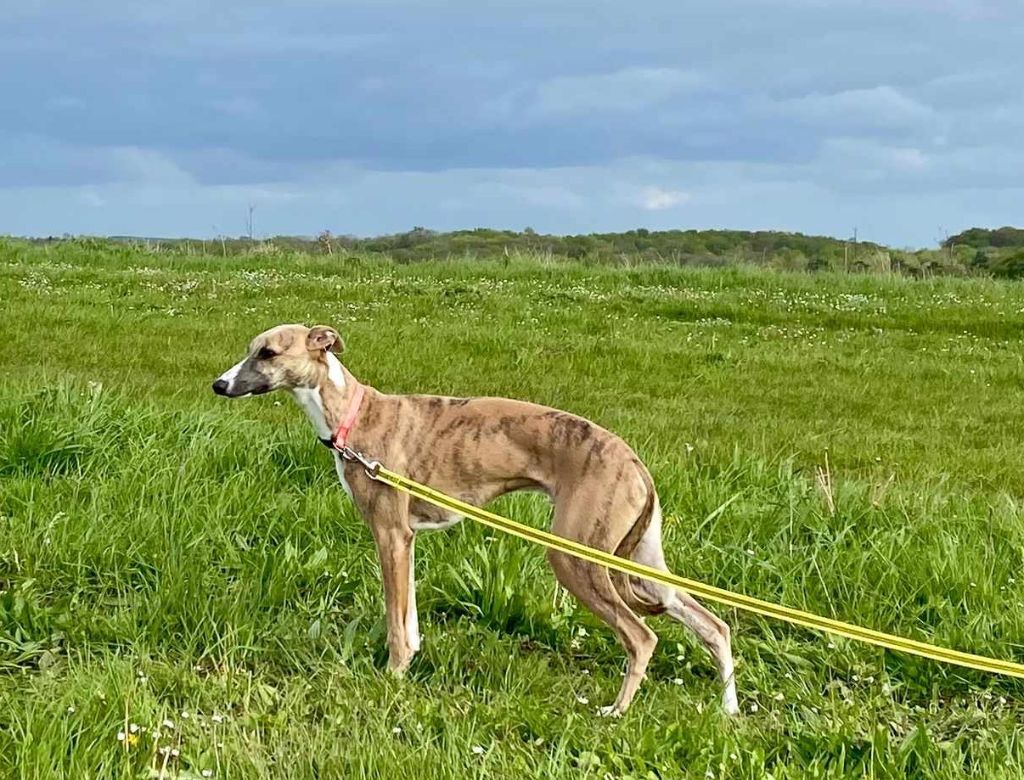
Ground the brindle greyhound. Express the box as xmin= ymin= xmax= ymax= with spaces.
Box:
xmin=212 ymin=323 xmax=738 ymax=716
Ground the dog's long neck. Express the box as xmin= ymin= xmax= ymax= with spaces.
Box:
xmin=291 ymin=352 xmax=372 ymax=441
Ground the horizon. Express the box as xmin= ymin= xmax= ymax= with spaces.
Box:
xmin=2 ymin=1 xmax=1022 ymax=247
xmin=13 ymin=222 xmax=1014 ymax=252
xmin=5 ymin=224 xmax=943 ymax=251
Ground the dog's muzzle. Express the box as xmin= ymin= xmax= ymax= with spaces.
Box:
xmin=211 ymin=377 xmax=272 ymax=397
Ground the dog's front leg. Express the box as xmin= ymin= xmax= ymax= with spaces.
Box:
xmin=371 ymin=524 xmax=416 ymax=675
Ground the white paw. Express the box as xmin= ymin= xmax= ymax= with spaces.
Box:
xmin=597 ymin=705 xmax=623 ymax=718
xmin=722 ymin=695 xmax=740 ymax=717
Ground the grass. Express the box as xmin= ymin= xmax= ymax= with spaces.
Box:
xmin=2 ymin=239 xmax=1024 ymax=778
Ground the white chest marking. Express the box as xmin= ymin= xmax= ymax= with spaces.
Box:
xmin=292 ymin=360 xmax=352 ymax=499
xmin=292 ymin=387 xmax=331 ymax=437
xmin=332 ymin=453 xmax=354 ymax=500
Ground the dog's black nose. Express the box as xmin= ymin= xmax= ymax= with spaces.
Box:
xmin=212 ymin=379 xmax=229 ymax=395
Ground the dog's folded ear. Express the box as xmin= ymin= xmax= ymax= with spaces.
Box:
xmin=306 ymin=325 xmax=345 ymax=354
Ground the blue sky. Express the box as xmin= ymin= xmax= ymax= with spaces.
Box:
xmin=1 ymin=1 xmax=1022 ymax=247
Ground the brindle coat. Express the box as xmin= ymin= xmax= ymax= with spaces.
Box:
xmin=213 ymin=323 xmax=738 ymax=716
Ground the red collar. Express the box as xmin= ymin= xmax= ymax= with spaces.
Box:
xmin=330 ymin=383 xmax=365 ymax=450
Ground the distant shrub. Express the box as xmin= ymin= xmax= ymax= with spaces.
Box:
xmin=990 ymin=250 xmax=1024 ymax=279
xmin=945 ymin=226 xmax=1024 ymax=250
xmin=18 ymin=225 xmax=1024 ymax=278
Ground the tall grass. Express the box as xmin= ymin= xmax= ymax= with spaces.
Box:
xmin=2 ymin=240 xmax=1024 ymax=777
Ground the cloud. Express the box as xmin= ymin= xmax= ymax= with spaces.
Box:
xmin=105 ymin=147 xmax=196 ymax=187
xmin=816 ymin=137 xmax=930 ymax=182
xmin=1 ymin=0 xmax=1023 ymax=245
xmin=175 ymin=31 xmax=389 ymax=57
xmin=770 ymin=86 xmax=936 ymax=131
xmin=533 ymin=67 xmax=705 ymax=116
xmin=487 ymin=67 xmax=706 ymax=123
xmin=799 ymin=135 xmax=1024 ymax=197
xmin=4 ymin=150 xmax=1024 ymax=249
xmin=79 ymin=188 xmax=106 ymax=208
xmin=0 ymin=135 xmax=195 ymax=188
xmin=638 ymin=187 xmax=690 ymax=210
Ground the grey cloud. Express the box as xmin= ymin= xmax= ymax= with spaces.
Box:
xmin=1 ymin=0 xmax=1022 ymax=244
xmin=771 ymin=87 xmax=937 ymax=131
xmin=0 ymin=135 xmax=195 ymax=188
xmin=516 ymin=68 xmax=707 ymax=120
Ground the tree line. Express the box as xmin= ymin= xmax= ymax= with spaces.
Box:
xmin=24 ymin=225 xmax=1024 ymax=278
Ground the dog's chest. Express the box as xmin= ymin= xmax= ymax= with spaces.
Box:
xmin=331 ymin=452 xmax=354 ymax=499
xmin=291 ymin=387 xmax=355 ymax=499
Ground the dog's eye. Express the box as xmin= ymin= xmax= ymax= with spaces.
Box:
xmin=257 ymin=347 xmax=277 ymax=360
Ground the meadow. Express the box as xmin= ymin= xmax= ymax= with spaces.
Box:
xmin=3 ymin=239 xmax=1024 ymax=778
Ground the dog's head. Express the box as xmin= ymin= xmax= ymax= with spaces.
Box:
xmin=211 ymin=323 xmax=344 ymax=398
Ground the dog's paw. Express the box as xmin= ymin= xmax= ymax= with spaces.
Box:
xmin=597 ymin=705 xmax=624 ymax=718
xmin=387 ymin=657 xmax=412 ymax=678
xmin=722 ymin=694 xmax=741 ymax=717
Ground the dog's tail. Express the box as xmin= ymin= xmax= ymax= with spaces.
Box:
xmin=610 ymin=460 xmax=666 ymax=615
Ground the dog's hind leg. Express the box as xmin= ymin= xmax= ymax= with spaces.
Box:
xmin=547 ymin=482 xmax=662 ymax=716
xmin=547 ymin=547 xmax=657 ymax=716
xmin=628 ymin=499 xmax=739 ymax=715
xmin=665 ymin=592 xmax=738 ymax=715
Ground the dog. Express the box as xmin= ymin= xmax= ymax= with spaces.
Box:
xmin=212 ymin=323 xmax=738 ymax=716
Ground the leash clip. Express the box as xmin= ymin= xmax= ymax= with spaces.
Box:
xmin=338 ymin=445 xmax=382 ymax=480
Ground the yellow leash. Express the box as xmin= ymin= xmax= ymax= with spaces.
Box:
xmin=357 ymin=461 xmax=1024 ymax=680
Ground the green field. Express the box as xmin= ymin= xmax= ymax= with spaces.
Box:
xmin=3 ymin=239 xmax=1024 ymax=778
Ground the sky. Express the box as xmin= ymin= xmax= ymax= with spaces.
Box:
xmin=1 ymin=0 xmax=1022 ymax=247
